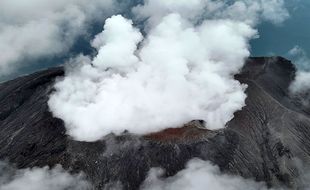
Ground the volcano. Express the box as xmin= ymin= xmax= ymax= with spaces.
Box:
xmin=0 ymin=57 xmax=309 ymax=189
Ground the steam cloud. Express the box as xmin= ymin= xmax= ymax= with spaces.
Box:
xmin=141 ymin=159 xmax=275 ymax=190
xmin=0 ymin=161 xmax=90 ymax=190
xmin=133 ymin=0 xmax=289 ymax=27
xmin=0 ymin=0 xmax=121 ymax=76
xmin=0 ymin=0 xmax=289 ymax=77
xmin=48 ymin=0 xmax=289 ymax=142
xmin=288 ymin=46 xmax=310 ymax=105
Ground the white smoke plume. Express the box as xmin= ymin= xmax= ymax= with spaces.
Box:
xmin=133 ymin=0 xmax=289 ymax=27
xmin=141 ymin=158 xmax=278 ymax=190
xmin=0 ymin=161 xmax=90 ymax=190
xmin=288 ymin=46 xmax=310 ymax=71
xmin=290 ymin=72 xmax=310 ymax=95
xmin=0 ymin=0 xmax=121 ymax=76
xmin=288 ymin=46 xmax=310 ymax=105
xmin=48 ymin=0 xmax=289 ymax=142
xmin=49 ymin=15 xmax=254 ymax=141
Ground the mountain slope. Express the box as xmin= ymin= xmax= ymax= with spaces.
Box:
xmin=0 ymin=57 xmax=309 ymax=189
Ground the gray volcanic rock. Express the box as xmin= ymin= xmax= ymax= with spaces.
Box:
xmin=0 ymin=57 xmax=309 ymax=189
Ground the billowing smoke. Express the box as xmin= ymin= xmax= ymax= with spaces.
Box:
xmin=290 ymin=72 xmax=310 ymax=96
xmin=133 ymin=0 xmax=289 ymax=27
xmin=0 ymin=0 xmax=289 ymax=76
xmin=0 ymin=161 xmax=90 ymax=190
xmin=48 ymin=0 xmax=289 ymax=142
xmin=0 ymin=0 xmax=123 ymax=76
xmin=141 ymin=159 xmax=275 ymax=190
xmin=288 ymin=46 xmax=310 ymax=105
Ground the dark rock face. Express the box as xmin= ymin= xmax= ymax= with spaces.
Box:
xmin=0 ymin=57 xmax=309 ymax=189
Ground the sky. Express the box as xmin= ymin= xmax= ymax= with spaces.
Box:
xmin=251 ymin=0 xmax=310 ymax=58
